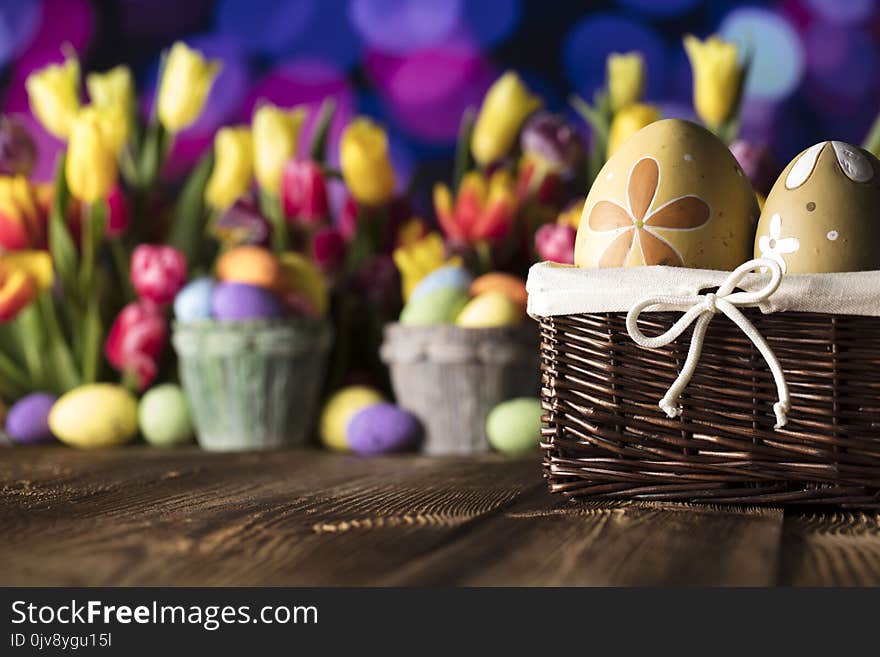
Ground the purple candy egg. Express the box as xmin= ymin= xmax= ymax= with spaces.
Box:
xmin=6 ymin=393 xmax=57 ymax=444
xmin=347 ymin=403 xmax=422 ymax=455
xmin=212 ymin=282 xmax=284 ymax=321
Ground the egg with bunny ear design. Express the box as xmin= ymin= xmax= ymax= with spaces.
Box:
xmin=755 ymin=141 xmax=880 ymax=273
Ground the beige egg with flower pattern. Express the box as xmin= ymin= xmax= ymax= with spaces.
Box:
xmin=574 ymin=119 xmax=758 ymax=269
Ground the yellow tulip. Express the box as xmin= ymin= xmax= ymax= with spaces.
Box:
xmin=607 ymin=52 xmax=645 ymax=113
xmin=65 ymin=109 xmax=118 ymax=203
xmin=471 ymin=72 xmax=542 ymax=167
xmin=75 ymin=105 xmax=129 ymax=155
xmin=683 ymin=34 xmax=744 ymax=128
xmin=157 ymin=42 xmax=221 ymax=133
xmin=25 ymin=56 xmax=81 ymax=139
xmin=607 ymin=103 xmax=660 ymax=157
xmin=253 ymin=103 xmax=306 ymax=195
xmin=340 ymin=117 xmax=396 ymax=207
xmin=205 ymin=127 xmax=253 ymax=210
xmin=392 ymin=232 xmax=461 ymax=301
xmin=86 ymin=65 xmax=134 ymax=111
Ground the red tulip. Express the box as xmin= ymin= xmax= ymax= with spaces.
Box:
xmin=282 ymin=160 xmax=328 ymax=226
xmin=338 ymin=194 xmax=358 ymax=240
xmin=106 ymin=186 xmax=129 ymax=238
xmin=535 ymin=223 xmax=576 ymax=264
xmin=130 ymin=244 xmax=187 ymax=305
xmin=312 ymin=227 xmax=346 ymax=272
xmin=104 ymin=300 xmax=167 ymax=391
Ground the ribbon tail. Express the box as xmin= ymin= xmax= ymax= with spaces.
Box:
xmin=658 ymin=313 xmax=713 ymax=420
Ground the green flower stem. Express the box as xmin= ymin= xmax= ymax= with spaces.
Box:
xmin=81 ymin=295 xmax=102 ymax=385
xmin=261 ymin=191 xmax=289 ymax=254
xmin=37 ymin=295 xmax=81 ymax=392
xmin=864 ymin=113 xmax=880 ymax=155
xmin=110 ymin=238 xmax=135 ymax=302
xmin=14 ymin=304 xmax=46 ymax=389
xmin=0 ymin=349 xmax=31 ymax=395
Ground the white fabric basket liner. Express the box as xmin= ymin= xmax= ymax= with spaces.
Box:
xmin=527 ymin=261 xmax=880 ymax=318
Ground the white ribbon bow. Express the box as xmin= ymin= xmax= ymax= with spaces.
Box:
xmin=625 ymin=258 xmax=790 ymax=429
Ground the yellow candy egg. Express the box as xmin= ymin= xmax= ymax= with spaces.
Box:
xmin=49 ymin=384 xmax=138 ymax=449
xmin=455 ymin=292 xmax=523 ymax=328
xmin=575 ymin=119 xmax=758 ymax=269
xmin=216 ymin=245 xmax=281 ymax=289
xmin=319 ymin=386 xmax=384 ymax=451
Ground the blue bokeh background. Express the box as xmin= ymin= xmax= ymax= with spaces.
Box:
xmin=3 ymin=0 xmax=879 ymax=187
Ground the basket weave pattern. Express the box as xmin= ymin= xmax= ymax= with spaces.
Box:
xmin=540 ymin=310 xmax=880 ymax=507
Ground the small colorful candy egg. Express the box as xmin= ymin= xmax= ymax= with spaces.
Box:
xmin=319 ymin=386 xmax=384 ymax=451
xmin=216 ymin=245 xmax=281 ymax=289
xmin=455 ymin=292 xmax=523 ymax=328
xmin=173 ymin=277 xmax=215 ymax=322
xmin=49 ymin=384 xmax=138 ymax=449
xmin=409 ymin=265 xmax=473 ymax=303
xmin=212 ymin=282 xmax=284 ymax=321
xmin=469 ymin=272 xmax=528 ymax=311
xmin=138 ymin=384 xmax=194 ymax=447
xmin=5 ymin=392 xmax=57 ymax=444
xmin=486 ymin=398 xmax=543 ymax=454
xmin=400 ymin=287 xmax=469 ymax=326
xmin=347 ymin=403 xmax=422 ymax=455
xmin=278 ymin=252 xmax=328 ymax=317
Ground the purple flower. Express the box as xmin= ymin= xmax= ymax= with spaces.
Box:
xmin=520 ymin=112 xmax=583 ymax=177
xmin=729 ymin=140 xmax=779 ymax=196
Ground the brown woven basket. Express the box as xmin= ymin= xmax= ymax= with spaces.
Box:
xmin=539 ymin=309 xmax=880 ymax=507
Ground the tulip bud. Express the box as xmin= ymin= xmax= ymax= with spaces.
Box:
xmin=340 ymin=118 xmax=396 ymax=207
xmin=105 ymin=300 xmax=167 ymax=391
xmin=607 ymin=52 xmax=645 ymax=113
xmin=157 ymin=42 xmax=221 ymax=134
xmin=535 ymin=223 xmax=576 ymax=264
xmin=729 ymin=140 xmax=779 ymax=196
xmin=683 ymin=34 xmax=745 ymax=129
xmin=25 ymin=56 xmax=81 ymax=139
xmin=471 ymin=72 xmax=542 ymax=167
xmin=0 ymin=116 xmax=37 ymax=177
xmin=86 ymin=66 xmax=134 ymax=112
xmin=205 ymin=126 xmax=253 ymax=210
xmin=520 ymin=112 xmax=582 ymax=177
xmin=65 ymin=109 xmax=118 ymax=203
xmin=312 ymin=227 xmax=346 ymax=272
xmin=212 ymin=198 xmax=271 ymax=248
xmin=253 ymin=103 xmax=306 ymax=195
xmin=282 ymin=160 xmax=329 ymax=226
xmin=607 ymin=103 xmax=660 ymax=158
xmin=130 ymin=244 xmax=187 ymax=305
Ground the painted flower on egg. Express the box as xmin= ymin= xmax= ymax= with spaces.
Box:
xmin=587 ymin=157 xmax=710 ymax=267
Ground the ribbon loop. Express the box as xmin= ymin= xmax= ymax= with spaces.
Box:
xmin=625 ymin=258 xmax=790 ymax=430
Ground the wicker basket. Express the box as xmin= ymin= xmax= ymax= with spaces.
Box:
xmin=529 ymin=261 xmax=880 ymax=507
xmin=172 ymin=318 xmax=332 ymax=452
xmin=380 ymin=323 xmax=538 ymax=454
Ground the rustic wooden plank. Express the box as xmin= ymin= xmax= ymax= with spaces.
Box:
xmin=0 ymin=446 xmax=541 ymax=586
xmin=779 ymin=511 xmax=880 ymax=586
xmin=384 ymin=493 xmax=785 ymax=586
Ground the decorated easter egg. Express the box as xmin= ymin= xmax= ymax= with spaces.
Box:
xmin=455 ymin=292 xmax=523 ymax=328
xmin=216 ymin=246 xmax=281 ymax=289
xmin=410 ymin=265 xmax=473 ymax=302
xmin=320 ymin=386 xmax=384 ymax=451
xmin=138 ymin=384 xmax=194 ymax=447
xmin=278 ymin=252 xmax=328 ymax=317
xmin=400 ymin=287 xmax=469 ymax=326
xmin=754 ymin=141 xmax=880 ymax=273
xmin=212 ymin=282 xmax=284 ymax=321
xmin=486 ymin=398 xmax=543 ymax=454
xmin=5 ymin=393 xmax=57 ymax=444
xmin=575 ymin=119 xmax=758 ymax=269
xmin=49 ymin=384 xmax=138 ymax=448
xmin=347 ymin=403 xmax=422 ymax=455
xmin=469 ymin=272 xmax=528 ymax=311
xmin=174 ymin=277 xmax=215 ymax=322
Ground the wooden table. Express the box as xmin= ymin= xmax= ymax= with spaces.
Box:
xmin=1 ymin=446 xmax=878 ymax=586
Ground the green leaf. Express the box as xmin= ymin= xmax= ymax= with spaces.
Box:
xmin=78 ymin=201 xmax=107 ymax=297
xmin=259 ymin=190 xmax=289 ymax=254
xmin=453 ymin=107 xmax=476 ymax=191
xmin=14 ymin=304 xmax=46 ymax=388
xmin=168 ymin=149 xmax=214 ymax=266
xmin=138 ymin=121 xmax=168 ymax=190
xmin=0 ymin=350 xmax=28 ymax=399
xmin=81 ymin=294 xmax=102 ymax=384
xmin=49 ymin=153 xmax=79 ymax=299
xmin=308 ymin=98 xmax=337 ymax=163
xmin=37 ymin=295 xmax=81 ymax=392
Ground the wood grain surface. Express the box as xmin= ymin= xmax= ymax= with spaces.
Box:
xmin=0 ymin=446 xmax=877 ymax=586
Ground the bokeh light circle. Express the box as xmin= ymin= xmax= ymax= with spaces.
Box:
xmin=563 ymin=14 xmax=668 ymax=101
xmin=215 ymin=0 xmax=316 ymax=55
xmin=720 ymin=8 xmax=805 ymax=101
xmin=803 ymin=21 xmax=877 ymax=114
xmin=350 ymin=0 xmax=462 ymax=54
xmin=804 ymin=0 xmax=876 ymax=26
xmin=616 ymin=0 xmax=700 ymax=17
xmin=459 ymin=0 xmax=521 ymax=48
xmin=0 ymin=0 xmax=42 ymax=66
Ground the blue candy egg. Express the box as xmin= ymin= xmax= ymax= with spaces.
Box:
xmin=6 ymin=392 xmax=57 ymax=444
xmin=409 ymin=265 xmax=473 ymax=303
xmin=347 ymin=403 xmax=422 ymax=455
xmin=174 ymin=277 xmax=215 ymax=322
xmin=212 ymin=282 xmax=284 ymax=321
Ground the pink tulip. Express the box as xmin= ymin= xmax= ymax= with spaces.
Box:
xmin=130 ymin=244 xmax=187 ymax=305
xmin=104 ymin=300 xmax=167 ymax=391
xmin=535 ymin=223 xmax=576 ymax=264
xmin=282 ymin=160 xmax=328 ymax=226
xmin=106 ymin=186 xmax=129 ymax=238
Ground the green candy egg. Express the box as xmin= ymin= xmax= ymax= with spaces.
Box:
xmin=400 ymin=286 xmax=469 ymax=326
xmin=139 ymin=384 xmax=194 ymax=447
xmin=49 ymin=384 xmax=138 ymax=449
xmin=486 ymin=398 xmax=543 ymax=454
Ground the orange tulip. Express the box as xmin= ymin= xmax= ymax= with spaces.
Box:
xmin=0 ymin=176 xmax=47 ymax=250
xmin=433 ymin=170 xmax=517 ymax=245
xmin=0 ymin=263 xmax=36 ymax=322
